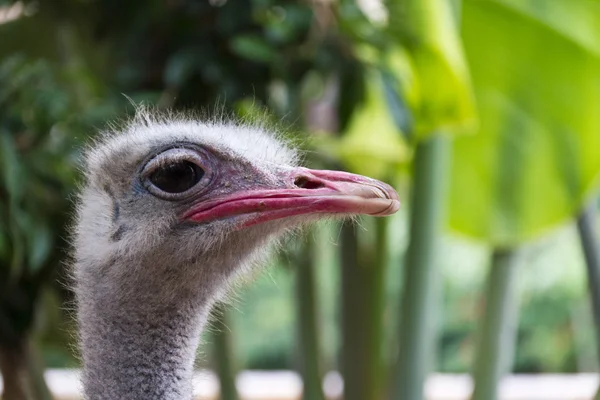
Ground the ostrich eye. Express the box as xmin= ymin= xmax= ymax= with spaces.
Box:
xmin=149 ymin=161 xmax=204 ymax=194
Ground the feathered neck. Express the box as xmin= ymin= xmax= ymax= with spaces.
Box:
xmin=75 ymin=256 xmax=230 ymax=400
xmin=78 ymin=298 xmax=208 ymax=399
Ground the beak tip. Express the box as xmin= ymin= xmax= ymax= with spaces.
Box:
xmin=380 ymin=199 xmax=401 ymax=216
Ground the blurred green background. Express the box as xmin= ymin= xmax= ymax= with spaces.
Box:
xmin=1 ymin=0 xmax=600 ymax=399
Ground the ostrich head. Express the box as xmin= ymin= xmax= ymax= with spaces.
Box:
xmin=73 ymin=111 xmax=399 ymax=399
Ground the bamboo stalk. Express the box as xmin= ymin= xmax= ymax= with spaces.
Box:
xmin=471 ymin=249 xmax=521 ymax=400
xmin=212 ymin=306 xmax=239 ymax=400
xmin=575 ymin=203 xmax=600 ymax=400
xmin=392 ymin=135 xmax=449 ymax=400
xmin=296 ymin=235 xmax=326 ymax=400
xmin=28 ymin=339 xmax=54 ymax=400
xmin=577 ymin=203 xmax=600 ymax=362
xmin=340 ymin=217 xmax=389 ymax=400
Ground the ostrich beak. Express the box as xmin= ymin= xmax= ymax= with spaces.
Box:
xmin=185 ymin=168 xmax=400 ymax=228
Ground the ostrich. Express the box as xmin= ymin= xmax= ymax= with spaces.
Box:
xmin=72 ymin=111 xmax=399 ymax=400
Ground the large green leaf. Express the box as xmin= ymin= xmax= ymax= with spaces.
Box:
xmin=449 ymin=0 xmax=600 ymax=245
xmin=313 ymin=69 xmax=409 ymax=180
xmin=387 ymin=0 xmax=477 ymax=138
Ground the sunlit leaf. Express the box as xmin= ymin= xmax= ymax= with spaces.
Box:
xmin=387 ymin=0 xmax=477 ymax=138
xmin=449 ymin=0 xmax=600 ymax=245
xmin=326 ymin=69 xmax=409 ymax=180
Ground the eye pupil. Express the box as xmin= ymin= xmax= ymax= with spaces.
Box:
xmin=149 ymin=161 xmax=204 ymax=194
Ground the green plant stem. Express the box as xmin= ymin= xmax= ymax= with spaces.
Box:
xmin=392 ymin=135 xmax=449 ymax=400
xmin=576 ymin=204 xmax=600 ymax=362
xmin=341 ymin=221 xmax=385 ymax=400
xmin=28 ymin=340 xmax=53 ymax=400
xmin=576 ymin=203 xmax=600 ymax=400
xmin=212 ymin=306 xmax=239 ymax=400
xmin=296 ymin=235 xmax=326 ymax=400
xmin=471 ymin=248 xmax=521 ymax=400
xmin=340 ymin=218 xmax=388 ymax=400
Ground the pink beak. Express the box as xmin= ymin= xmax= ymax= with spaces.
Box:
xmin=185 ymin=168 xmax=400 ymax=228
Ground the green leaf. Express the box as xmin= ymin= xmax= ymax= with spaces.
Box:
xmin=0 ymin=132 xmax=24 ymax=203
xmin=380 ymin=68 xmax=413 ymax=139
xmin=387 ymin=0 xmax=477 ymax=137
xmin=28 ymin=223 xmax=53 ymax=273
xmin=230 ymin=35 xmax=277 ymax=63
xmin=7 ymin=208 xmax=26 ymax=277
xmin=448 ymin=0 xmax=600 ymax=245
xmin=0 ymin=200 xmax=8 ymax=260
xmin=333 ymin=69 xmax=410 ymax=180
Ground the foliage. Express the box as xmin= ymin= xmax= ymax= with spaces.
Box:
xmin=386 ymin=0 xmax=477 ymax=139
xmin=0 ymin=53 xmax=96 ymax=399
xmin=0 ymin=1 xmax=366 ymax=395
xmin=1 ymin=2 xmax=599 ymax=397
xmin=0 ymin=55 xmax=84 ymax=346
xmin=215 ymin=227 xmax=592 ymax=374
xmin=449 ymin=0 xmax=600 ymax=245
xmin=315 ymin=69 xmax=409 ymax=180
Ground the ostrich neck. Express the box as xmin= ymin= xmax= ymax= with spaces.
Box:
xmin=77 ymin=261 xmax=223 ymax=400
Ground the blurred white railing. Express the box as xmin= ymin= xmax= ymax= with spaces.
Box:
xmin=1 ymin=370 xmax=598 ymax=400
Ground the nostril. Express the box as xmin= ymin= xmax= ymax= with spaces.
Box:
xmin=294 ymin=176 xmax=325 ymax=190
